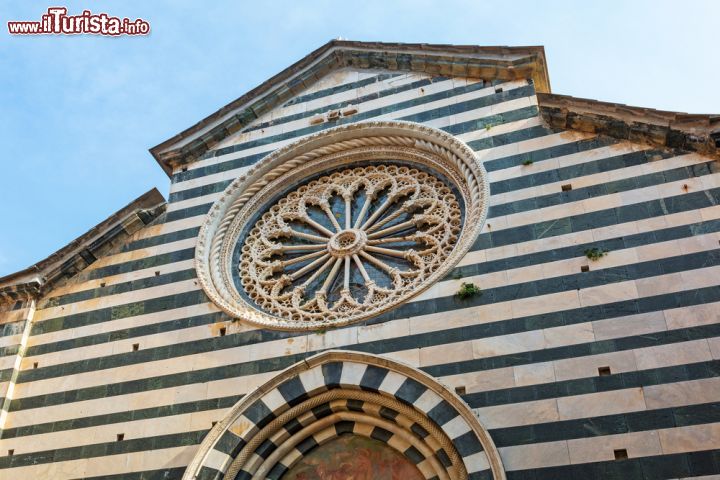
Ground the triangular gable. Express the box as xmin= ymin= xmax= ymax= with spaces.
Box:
xmin=150 ymin=40 xmax=550 ymax=175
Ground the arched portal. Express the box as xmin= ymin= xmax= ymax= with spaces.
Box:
xmin=183 ymin=351 xmax=505 ymax=480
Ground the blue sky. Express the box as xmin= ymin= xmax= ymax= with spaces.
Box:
xmin=1 ymin=0 xmax=718 ymax=276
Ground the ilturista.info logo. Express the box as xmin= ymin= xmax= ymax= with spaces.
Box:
xmin=8 ymin=7 xmax=150 ymax=36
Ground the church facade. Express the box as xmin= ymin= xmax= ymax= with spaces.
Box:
xmin=1 ymin=41 xmax=719 ymax=479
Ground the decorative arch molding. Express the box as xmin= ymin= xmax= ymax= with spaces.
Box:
xmin=195 ymin=120 xmax=490 ymax=331
xmin=183 ymin=351 xmax=505 ymax=480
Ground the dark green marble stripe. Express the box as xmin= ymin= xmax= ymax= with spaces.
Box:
xmin=490 ymin=401 xmax=720 ymax=448
xmin=242 ymin=76 xmax=445 ymax=135
xmin=29 ymin=185 xmax=720 ymax=336
xmin=0 ymin=318 xmax=26 ymax=338
xmin=172 ymin=82 xmax=535 ymax=183
xmin=167 ymin=121 xmax=551 ymax=204
xmin=161 ymin=149 xmax=715 ymax=227
xmin=489 ymin=161 xmax=716 ymax=217
xmin=21 ymin=246 xmax=720 ymax=383
xmin=0 ymin=429 xmax=207 ymax=469
xmin=281 ymin=73 xmax=400 ymax=108
xmin=30 ymin=289 xmax=209 ymax=336
xmin=73 ymin=467 xmax=186 ymax=480
xmin=490 ymin=148 xmax=673 ymax=195
xmin=24 ymin=217 xmax=720 ymax=360
xmin=40 ymin=269 xmax=196 ymax=309
xmin=1 ymin=395 xmax=240 ymax=439
xmin=85 ymin=248 xmax=195 ymax=281
xmin=505 ymin=448 xmax=720 ymax=480
xmin=3 ymin=360 xmax=718 ymax=441
xmin=12 ymin=284 xmax=720 ymax=411
xmin=120 ymin=226 xmax=199 ymax=253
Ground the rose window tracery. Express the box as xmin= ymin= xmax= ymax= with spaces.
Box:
xmin=238 ymin=165 xmax=462 ymax=324
xmin=195 ymin=121 xmax=489 ymax=331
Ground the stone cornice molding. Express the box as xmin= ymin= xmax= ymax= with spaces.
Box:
xmin=539 ymin=93 xmax=720 ymax=160
xmin=0 ymin=189 xmax=166 ymax=305
xmin=150 ymin=40 xmax=550 ymax=175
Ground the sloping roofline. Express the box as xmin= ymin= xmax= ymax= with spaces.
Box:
xmin=538 ymin=93 xmax=720 ymax=159
xmin=150 ymin=40 xmax=720 ymax=178
xmin=149 ymin=40 xmax=551 ymax=175
xmin=0 ymin=189 xmax=166 ymax=304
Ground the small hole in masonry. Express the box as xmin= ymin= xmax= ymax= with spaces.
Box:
xmin=614 ymin=449 xmax=628 ymax=460
xmin=598 ymin=366 xmax=611 ymax=376
xmin=219 ymin=327 xmax=226 ymax=337
xmin=581 ymin=265 xmax=590 ymax=273
xmin=211 ymin=421 xmax=218 ymax=427
xmin=117 ymin=433 xmax=124 ymax=442
xmin=132 ymin=343 xmax=139 ymax=352
xmin=455 ymin=386 xmax=466 ymax=395
xmin=561 ymin=184 xmax=573 ymax=192
xmin=155 ymin=271 xmax=160 ymax=276
xmin=100 ymin=282 xmax=106 ymax=288
xmin=33 ymin=362 xmax=38 ymax=369
xmin=7 ymin=450 xmax=13 ymax=456
xmin=494 ymin=86 xmax=503 ymax=93
xmin=181 ymin=166 xmax=188 ymax=172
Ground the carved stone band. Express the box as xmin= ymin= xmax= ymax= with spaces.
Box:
xmin=195 ymin=121 xmax=490 ymax=330
xmin=327 ymin=229 xmax=367 ymax=258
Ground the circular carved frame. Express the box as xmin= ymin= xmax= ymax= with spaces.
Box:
xmin=195 ymin=121 xmax=489 ymax=330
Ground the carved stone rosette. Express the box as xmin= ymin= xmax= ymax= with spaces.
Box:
xmin=195 ymin=121 xmax=489 ymax=330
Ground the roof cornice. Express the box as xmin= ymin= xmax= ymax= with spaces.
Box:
xmin=149 ymin=40 xmax=550 ymax=176
xmin=0 ymin=188 xmax=166 ymax=304
xmin=538 ymin=93 xmax=720 ymax=160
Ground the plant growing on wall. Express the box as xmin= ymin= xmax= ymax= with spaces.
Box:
xmin=584 ymin=247 xmax=609 ymax=261
xmin=456 ymin=282 xmax=482 ymax=300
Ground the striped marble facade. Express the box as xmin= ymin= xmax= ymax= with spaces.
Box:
xmin=1 ymin=60 xmax=720 ymax=480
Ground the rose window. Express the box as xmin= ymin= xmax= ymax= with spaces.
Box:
xmin=238 ymin=165 xmax=462 ymax=324
xmin=195 ymin=121 xmax=489 ymax=331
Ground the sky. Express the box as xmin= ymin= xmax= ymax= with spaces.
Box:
xmin=1 ymin=0 xmax=718 ymax=276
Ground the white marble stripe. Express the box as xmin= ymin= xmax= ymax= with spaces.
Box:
xmin=0 ymin=405 xmax=218 ymax=455
xmin=0 ymin=444 xmax=198 ymax=479
xmin=478 ymin=172 xmax=720 ymax=237
xmin=27 ymin=302 xmax=222 ymax=359
xmin=169 ymin=87 xmax=534 ymax=193
xmin=210 ymin=74 xmax=466 ymax=156
xmin=14 ymin=262 xmax=720 ymax=402
xmin=45 ymin=259 xmax=194 ymax=301
xmin=25 ymin=204 xmax=720 ymax=368
xmin=24 ymin=230 xmax=720 ymax=371
xmin=0 ymin=333 xmax=23 ymax=350
xmin=33 ymin=278 xmax=199 ymax=322
xmin=33 ymin=192 xmax=720 ymax=324
xmin=475 ymin=377 xmax=720 ymax=430
xmin=166 ymin=115 xmax=545 ymax=213
xmin=189 ymin=75 xmax=506 ymax=172
xmin=490 ymin=152 xmax=709 ymax=207
xmin=6 ymin=332 xmax=719 ymax=435
xmin=208 ymin=72 xmax=433 ymax=155
xmin=498 ymin=422 xmax=720 ymax=471
xmin=4 ymin=352 xmax=720 ymax=463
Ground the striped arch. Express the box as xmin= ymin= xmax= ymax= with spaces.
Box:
xmin=183 ymin=351 xmax=505 ymax=480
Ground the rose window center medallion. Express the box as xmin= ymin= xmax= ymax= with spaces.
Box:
xmin=238 ymin=165 xmax=462 ymax=324
xmin=195 ymin=121 xmax=489 ymax=331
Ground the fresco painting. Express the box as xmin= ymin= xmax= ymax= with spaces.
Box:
xmin=282 ymin=434 xmax=425 ymax=480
